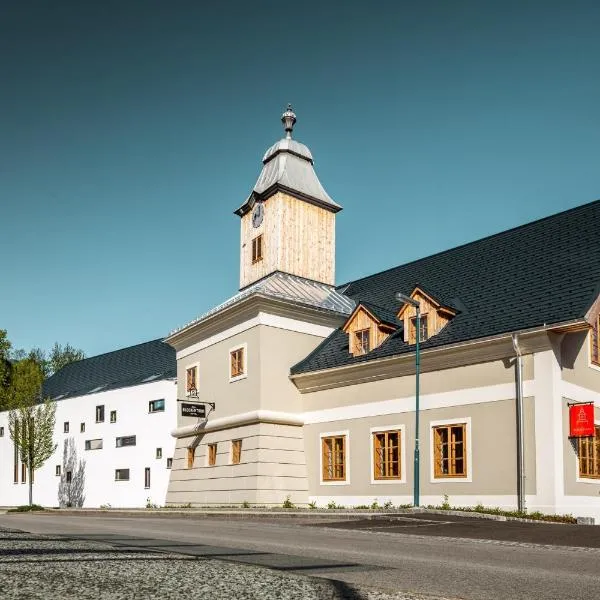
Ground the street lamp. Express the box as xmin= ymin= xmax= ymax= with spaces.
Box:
xmin=396 ymin=292 xmax=421 ymax=507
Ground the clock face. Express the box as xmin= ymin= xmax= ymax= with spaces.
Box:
xmin=252 ymin=203 xmax=264 ymax=228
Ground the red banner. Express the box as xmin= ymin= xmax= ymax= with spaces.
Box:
xmin=569 ymin=403 xmax=595 ymax=437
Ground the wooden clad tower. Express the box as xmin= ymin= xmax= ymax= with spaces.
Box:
xmin=235 ymin=106 xmax=342 ymax=289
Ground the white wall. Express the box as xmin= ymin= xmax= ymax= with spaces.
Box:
xmin=0 ymin=379 xmax=177 ymax=508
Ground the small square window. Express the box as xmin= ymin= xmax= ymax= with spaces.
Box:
xmin=149 ymin=399 xmax=165 ymax=413
xmin=156 ymin=447 xmax=162 ymax=459
xmin=63 ymin=422 xmax=70 ymax=433
xmin=115 ymin=469 xmax=129 ymax=481
xmin=110 ymin=410 xmax=117 ymax=423
xmin=230 ymin=347 xmax=245 ymax=379
xmin=55 ymin=465 xmax=61 ymax=476
xmin=96 ymin=405 xmax=105 ymax=423
xmin=231 ymin=439 xmax=242 ymax=465
xmin=166 ymin=458 xmax=173 ymax=469
xmin=80 ymin=422 xmax=85 ymax=433
xmin=251 ymin=234 xmax=263 ymax=263
xmin=208 ymin=443 xmax=217 ymax=466
xmin=186 ymin=366 xmax=198 ymax=394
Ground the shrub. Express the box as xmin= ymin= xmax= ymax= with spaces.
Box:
xmin=242 ymin=500 xmax=250 ymax=508
xmin=8 ymin=504 xmax=44 ymax=513
xmin=370 ymin=499 xmax=380 ymax=510
xmin=282 ymin=495 xmax=295 ymax=509
xmin=308 ymin=501 xmax=317 ymax=509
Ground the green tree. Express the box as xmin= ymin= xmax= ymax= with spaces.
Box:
xmin=9 ymin=399 xmax=57 ymax=506
xmin=0 ymin=330 xmax=12 ymax=408
xmin=47 ymin=343 xmax=85 ymax=376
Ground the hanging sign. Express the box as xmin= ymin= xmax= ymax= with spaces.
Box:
xmin=569 ymin=403 xmax=595 ymax=437
xmin=181 ymin=403 xmax=207 ymax=418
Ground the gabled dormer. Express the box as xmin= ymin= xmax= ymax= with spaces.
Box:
xmin=343 ymin=302 xmax=399 ymax=357
xmin=397 ymin=286 xmax=457 ymax=344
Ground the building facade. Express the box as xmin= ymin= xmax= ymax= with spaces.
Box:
xmin=165 ymin=107 xmax=600 ymax=519
xmin=0 ymin=339 xmax=177 ymax=508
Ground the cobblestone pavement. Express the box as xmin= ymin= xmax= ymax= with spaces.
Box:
xmin=0 ymin=528 xmax=451 ymax=600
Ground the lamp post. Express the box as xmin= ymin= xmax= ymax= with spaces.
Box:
xmin=396 ymin=292 xmax=421 ymax=507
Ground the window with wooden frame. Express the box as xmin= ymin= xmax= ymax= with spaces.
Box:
xmin=21 ymin=463 xmax=26 ymax=484
xmin=433 ymin=423 xmax=467 ymax=478
xmin=230 ymin=347 xmax=245 ymax=379
xmin=578 ymin=426 xmax=600 ymax=479
xmin=591 ymin=316 xmax=600 ymax=366
xmin=231 ymin=439 xmax=242 ymax=464
xmin=208 ymin=443 xmax=217 ymax=466
xmin=186 ymin=366 xmax=198 ymax=394
xmin=354 ymin=329 xmax=370 ymax=355
xmin=251 ymin=234 xmax=263 ymax=264
xmin=373 ymin=430 xmax=401 ymax=480
xmin=322 ymin=435 xmax=346 ymax=482
xmin=409 ymin=315 xmax=429 ymax=344
xmin=187 ymin=446 xmax=195 ymax=469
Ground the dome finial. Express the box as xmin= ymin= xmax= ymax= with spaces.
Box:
xmin=281 ymin=104 xmax=296 ymax=139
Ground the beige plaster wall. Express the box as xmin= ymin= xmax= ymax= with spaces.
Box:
xmin=561 ymin=331 xmax=600 ymax=393
xmin=301 ymin=357 xmax=533 ymax=412
xmin=562 ymin=399 xmax=600 ymax=496
xmin=304 ymin=397 xmax=536 ymax=499
xmin=166 ymin=422 xmax=309 ymax=506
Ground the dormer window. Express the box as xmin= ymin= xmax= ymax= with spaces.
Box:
xmin=343 ymin=303 xmax=398 ymax=357
xmin=398 ymin=287 xmax=456 ymax=345
xmin=354 ymin=329 xmax=370 ymax=355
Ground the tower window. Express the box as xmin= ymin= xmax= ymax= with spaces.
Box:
xmin=252 ymin=234 xmax=263 ymax=264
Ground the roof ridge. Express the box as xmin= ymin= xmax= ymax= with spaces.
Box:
xmin=337 ymin=198 xmax=600 ymax=290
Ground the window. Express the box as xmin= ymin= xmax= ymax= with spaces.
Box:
xmin=0 ymin=426 xmax=4 ymax=437
xmin=592 ymin=316 xmax=600 ymax=366
xmin=66 ymin=470 xmax=72 ymax=483
xmin=63 ymin=421 xmax=70 ymax=433
xmin=186 ymin=366 xmax=198 ymax=393
xmin=373 ymin=430 xmax=402 ymax=480
xmin=231 ymin=439 xmax=242 ymax=464
xmin=115 ymin=469 xmax=130 ymax=481
xmin=208 ymin=443 xmax=217 ymax=466
xmin=187 ymin=447 xmax=195 ymax=469
xmin=166 ymin=458 xmax=173 ymax=469
xmin=354 ymin=329 xmax=370 ymax=355
xmin=230 ymin=347 xmax=245 ymax=379
xmin=149 ymin=399 xmax=165 ymax=413
xmin=80 ymin=422 xmax=85 ymax=433
xmin=96 ymin=405 xmax=105 ymax=423
xmin=251 ymin=234 xmax=263 ymax=263
xmin=410 ymin=315 xmax=429 ymax=343
xmin=21 ymin=463 xmax=27 ymax=483
xmin=110 ymin=410 xmax=117 ymax=423
xmin=55 ymin=465 xmax=61 ymax=476
xmin=85 ymin=439 xmax=103 ymax=451
xmin=116 ymin=435 xmax=136 ymax=448
xmin=578 ymin=426 xmax=600 ymax=479
xmin=13 ymin=422 xmax=18 ymax=483
xmin=322 ymin=435 xmax=346 ymax=482
xmin=156 ymin=448 xmax=162 ymax=459
xmin=144 ymin=467 xmax=151 ymax=489
xmin=433 ymin=423 xmax=467 ymax=478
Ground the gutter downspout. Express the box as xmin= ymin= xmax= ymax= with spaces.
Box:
xmin=512 ymin=333 xmax=526 ymax=513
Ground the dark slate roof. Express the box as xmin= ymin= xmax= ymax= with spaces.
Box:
xmin=359 ymin=301 xmax=401 ymax=327
xmin=42 ymin=339 xmax=176 ymax=400
xmin=291 ymin=199 xmax=600 ymax=375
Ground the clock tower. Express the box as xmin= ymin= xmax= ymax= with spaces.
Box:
xmin=234 ymin=106 xmax=341 ymax=290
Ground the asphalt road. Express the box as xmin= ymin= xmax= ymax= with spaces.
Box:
xmin=2 ymin=512 xmax=600 ymax=600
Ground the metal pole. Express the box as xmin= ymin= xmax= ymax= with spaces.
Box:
xmin=512 ymin=334 xmax=525 ymax=513
xmin=414 ymin=306 xmax=421 ymax=507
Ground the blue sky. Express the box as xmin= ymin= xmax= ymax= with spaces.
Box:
xmin=1 ymin=0 xmax=599 ymax=357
